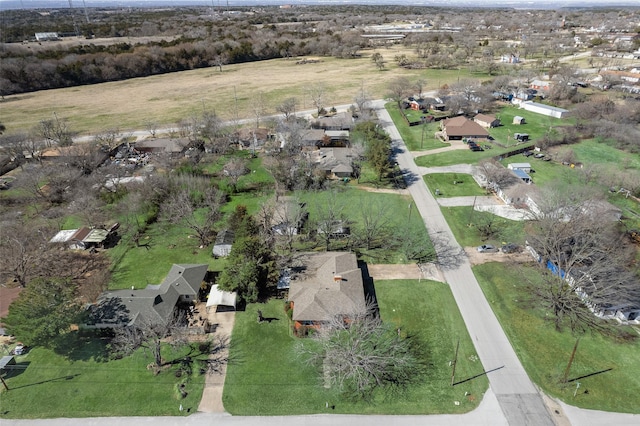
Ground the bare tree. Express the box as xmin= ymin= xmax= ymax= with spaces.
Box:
xmin=93 ymin=128 xmax=122 ymax=151
xmin=213 ymin=53 xmax=228 ymax=72
xmin=276 ymin=97 xmax=297 ymax=121
xmin=313 ymin=191 xmax=347 ymax=251
xmin=111 ymin=311 xmax=187 ymax=371
xmin=524 ymin=187 xmax=640 ymax=333
xmin=251 ymin=91 xmax=268 ymax=128
xmin=37 ymin=113 xmax=74 ymax=147
xmin=144 ymin=119 xmax=159 ymax=138
xmin=476 ymin=159 xmax=520 ymax=191
xmin=223 ymin=157 xmax=249 ymax=193
xmin=387 ymin=77 xmax=412 ymax=107
xmin=371 ymin=52 xmax=385 ymax=70
xmin=307 ymin=83 xmax=327 ymax=115
xmin=355 ymin=197 xmax=393 ymax=250
xmin=0 ymin=222 xmax=49 ymax=288
xmin=163 ymin=178 xmax=225 ymax=247
xmin=297 ymin=302 xmax=425 ymax=400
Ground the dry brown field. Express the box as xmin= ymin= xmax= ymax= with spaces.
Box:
xmin=0 ymin=45 xmax=464 ymax=136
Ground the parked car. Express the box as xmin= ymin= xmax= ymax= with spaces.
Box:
xmin=501 ymin=243 xmax=520 ymax=253
xmin=477 ymin=244 xmax=499 ymax=253
xmin=522 ymin=151 xmax=534 ymax=157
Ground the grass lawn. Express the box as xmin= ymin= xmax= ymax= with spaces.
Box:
xmin=423 ymin=173 xmax=487 ymax=198
xmin=296 ymin=186 xmax=427 ymax=263
xmin=414 ymin=145 xmax=518 ymax=167
xmin=490 ymin=105 xmax=566 ymax=146
xmin=0 ymin=339 xmax=205 ymax=419
xmin=474 ymin=262 xmax=640 ymax=413
xmin=108 ymin=218 xmax=226 ymax=290
xmin=386 ymin=103 xmax=451 ymax=151
xmin=223 ymin=279 xmax=488 ymax=415
xmin=440 ymin=206 xmax=526 ymax=247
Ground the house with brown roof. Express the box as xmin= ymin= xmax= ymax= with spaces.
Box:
xmin=312 ymin=147 xmax=354 ymax=179
xmin=474 ymin=113 xmax=501 ymax=129
xmin=287 ymin=252 xmax=365 ymax=334
xmin=441 ymin=116 xmax=489 ymax=140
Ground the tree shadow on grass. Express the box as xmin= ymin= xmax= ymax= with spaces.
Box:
xmin=52 ymin=331 xmax=110 ymax=362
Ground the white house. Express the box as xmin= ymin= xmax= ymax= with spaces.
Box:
xmin=508 ymin=163 xmax=532 ymax=173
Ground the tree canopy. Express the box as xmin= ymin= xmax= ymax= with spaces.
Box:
xmin=3 ymin=277 xmax=82 ymax=348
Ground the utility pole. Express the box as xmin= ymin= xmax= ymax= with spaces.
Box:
xmin=563 ymin=337 xmax=581 ymax=383
xmin=0 ymin=374 xmax=9 ymax=391
xmin=450 ymin=338 xmax=460 ymax=386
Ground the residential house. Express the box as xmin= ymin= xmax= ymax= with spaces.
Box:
xmin=236 ymin=127 xmax=271 ymax=151
xmin=313 ymin=112 xmax=353 ymax=131
xmin=519 ymin=101 xmax=569 ymax=119
xmin=287 ymin=252 xmax=365 ymax=333
xmin=134 ymin=138 xmax=189 ymax=155
xmin=313 ymin=147 xmax=354 ymax=179
xmin=530 ymin=79 xmax=552 ymax=91
xmin=212 ymin=229 xmax=234 ymax=257
xmin=409 ymin=98 xmax=429 ymax=111
xmin=49 ymin=226 xmax=114 ymax=250
xmin=301 ymin=128 xmax=327 ymax=148
xmin=474 ymin=113 xmax=501 ymax=128
xmin=87 ymin=264 xmax=208 ymax=328
xmin=441 ymin=116 xmax=489 ymax=140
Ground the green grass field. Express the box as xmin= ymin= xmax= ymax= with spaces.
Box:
xmin=223 ymin=279 xmax=488 ymax=415
xmin=440 ymin=206 xmax=526 ymax=247
xmin=0 ymin=340 xmax=205 ymax=419
xmin=423 ymin=173 xmax=487 ymax=198
xmin=474 ymin=262 xmax=640 ymax=413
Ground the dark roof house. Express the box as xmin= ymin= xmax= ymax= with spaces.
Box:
xmin=87 ymin=264 xmax=207 ymax=328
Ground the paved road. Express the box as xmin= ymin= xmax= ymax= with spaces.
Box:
xmin=374 ymin=100 xmax=557 ymax=426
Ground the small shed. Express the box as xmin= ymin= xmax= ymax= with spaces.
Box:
xmin=508 ymin=163 xmax=532 ymax=173
xmin=205 ymin=285 xmax=237 ymax=312
xmin=212 ymin=230 xmax=234 ymax=257
xmin=514 ymin=133 xmax=529 ymax=142
xmin=513 ymin=116 xmax=526 ymax=125
xmin=512 ymin=169 xmax=532 ymax=184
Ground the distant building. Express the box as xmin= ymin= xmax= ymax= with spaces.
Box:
xmin=35 ymin=32 xmax=59 ymax=42
xmin=519 ymin=101 xmax=569 ymax=119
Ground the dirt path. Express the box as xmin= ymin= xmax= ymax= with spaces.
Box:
xmin=464 ymin=247 xmax=535 ymax=266
xmin=197 ymin=309 xmax=235 ymax=413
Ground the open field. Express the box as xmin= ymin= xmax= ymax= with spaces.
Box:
xmin=222 ymin=279 xmax=488 ymax=415
xmin=474 ymin=262 xmax=640 ymax=413
xmin=0 ymin=48 xmax=488 ymax=137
